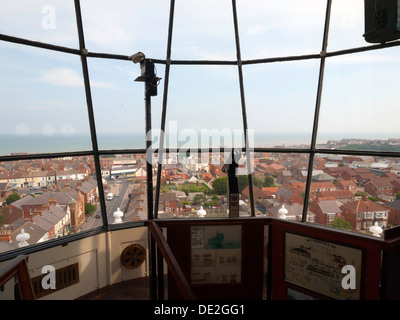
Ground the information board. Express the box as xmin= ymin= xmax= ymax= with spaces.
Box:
xmin=190 ymin=225 xmax=242 ymax=284
xmin=284 ymin=232 xmax=362 ymax=300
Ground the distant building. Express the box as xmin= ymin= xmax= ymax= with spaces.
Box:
xmin=341 ymin=195 xmax=389 ymax=231
xmin=309 ymin=198 xmax=342 ymax=226
xmin=2 ymin=189 xmax=85 ymax=229
xmin=383 ymin=199 xmax=400 ymax=226
xmin=335 ymin=180 xmax=357 ymax=192
xmin=0 ymin=182 xmax=13 ymax=203
xmin=241 ymin=186 xmax=268 ymax=202
xmin=364 ymin=177 xmax=394 ymax=198
xmin=316 ymin=190 xmax=355 ymax=204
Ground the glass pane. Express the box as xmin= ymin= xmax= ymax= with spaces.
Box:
xmin=80 ymin=0 xmax=170 ymax=58
xmin=317 ymin=47 xmax=400 ymax=151
xmin=172 ymin=0 xmax=236 ymax=60
xmin=0 ymin=156 xmax=101 ymax=254
xmin=156 ymin=161 xmax=220 ymax=219
xmin=236 ymin=0 xmax=326 ymax=60
xmin=164 ymin=65 xmax=244 ymax=150
xmin=243 ymin=60 xmax=320 ymax=149
xmin=259 ymin=153 xmax=309 ymax=221
xmin=99 ymin=153 xmax=149 ymax=224
xmin=0 ymin=0 xmax=79 ymax=48
xmin=0 ymin=42 xmax=92 ymax=155
xmin=328 ymin=0 xmax=366 ymax=52
xmin=307 ymin=153 xmax=400 ymax=237
xmin=154 ymin=151 xmax=253 ymax=219
xmin=88 ymin=58 xmax=164 ymax=150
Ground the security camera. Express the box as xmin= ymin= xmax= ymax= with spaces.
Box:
xmin=130 ymin=52 xmax=145 ymax=63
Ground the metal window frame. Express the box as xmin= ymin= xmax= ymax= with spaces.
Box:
xmin=0 ymin=0 xmax=400 ymax=261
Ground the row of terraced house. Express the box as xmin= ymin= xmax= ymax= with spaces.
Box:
xmin=0 ymin=156 xmax=100 ymax=252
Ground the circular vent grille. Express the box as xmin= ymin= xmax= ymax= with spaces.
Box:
xmin=120 ymin=244 xmax=147 ymax=269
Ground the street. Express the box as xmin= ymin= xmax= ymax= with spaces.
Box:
xmin=80 ymin=178 xmax=132 ymax=231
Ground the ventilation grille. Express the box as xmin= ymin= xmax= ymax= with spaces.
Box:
xmin=31 ymin=263 xmax=79 ymax=299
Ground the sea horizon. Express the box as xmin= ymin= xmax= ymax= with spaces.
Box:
xmin=0 ymin=132 xmax=399 ymax=157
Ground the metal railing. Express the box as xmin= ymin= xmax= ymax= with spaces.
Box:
xmin=146 ymin=220 xmax=196 ymax=300
xmin=0 ymin=255 xmax=34 ymax=300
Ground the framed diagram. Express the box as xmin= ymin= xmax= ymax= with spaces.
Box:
xmin=284 ymin=232 xmax=363 ymax=300
xmin=190 ymin=225 xmax=242 ymax=285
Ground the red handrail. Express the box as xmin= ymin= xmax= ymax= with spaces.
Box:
xmin=0 ymin=255 xmax=35 ymax=300
xmin=146 ymin=220 xmax=196 ymax=300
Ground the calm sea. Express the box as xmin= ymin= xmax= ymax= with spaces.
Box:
xmin=0 ymin=132 xmax=398 ymax=156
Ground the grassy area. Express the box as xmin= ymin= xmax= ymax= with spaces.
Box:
xmin=160 ymin=182 xmax=213 ymax=195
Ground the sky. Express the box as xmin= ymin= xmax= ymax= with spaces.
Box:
xmin=1 ymin=0 xmax=400 ymax=154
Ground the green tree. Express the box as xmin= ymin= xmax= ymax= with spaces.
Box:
xmin=211 ymin=195 xmax=219 ymax=206
xmin=212 ymin=176 xmax=227 ymax=195
xmin=252 ymin=176 xmax=264 ymax=189
xmin=85 ymin=203 xmax=97 ymax=215
xmin=396 ymin=191 xmax=400 ymax=200
xmin=193 ymin=194 xmax=206 ymax=205
xmin=263 ymin=175 xmax=275 ymax=187
xmin=238 ymin=175 xmax=249 ymax=192
xmin=330 ymin=217 xmax=352 ymax=231
xmin=5 ymin=193 xmax=20 ymax=205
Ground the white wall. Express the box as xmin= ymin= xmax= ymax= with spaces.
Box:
xmin=0 ymin=226 xmax=149 ymax=300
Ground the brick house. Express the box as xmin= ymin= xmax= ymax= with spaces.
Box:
xmin=324 ymin=166 xmax=351 ymax=179
xmin=261 ymin=187 xmax=280 ymax=199
xmin=316 ymin=190 xmax=355 ymax=204
xmin=335 ymin=180 xmax=357 ymax=192
xmin=340 ymin=168 xmax=358 ymax=181
xmin=275 ymin=186 xmax=304 ymax=205
xmin=0 ymin=182 xmax=13 ymax=203
xmin=75 ymin=179 xmax=98 ymax=205
xmin=2 ymin=189 xmax=85 ymax=228
xmin=310 ymin=182 xmax=336 ymax=193
xmin=391 ymin=178 xmax=400 ymax=194
xmin=241 ymin=185 xmax=268 ymax=202
xmin=209 ymin=163 xmax=225 ymax=178
xmin=341 ymin=195 xmax=389 ymax=231
xmin=158 ymin=192 xmax=182 ymax=215
xmin=364 ymin=177 xmax=394 ymax=198
xmin=308 ymin=198 xmax=342 ymax=226
xmin=289 ymin=182 xmax=336 ymax=194
xmin=383 ymin=200 xmax=400 ymax=226
xmin=2 ymin=195 xmax=36 ymax=225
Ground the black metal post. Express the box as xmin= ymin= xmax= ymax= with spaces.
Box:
xmin=302 ymin=0 xmax=332 ymax=223
xmin=134 ymin=57 xmax=161 ymax=300
xmin=145 ymin=90 xmax=154 ymax=220
xmin=143 ymin=73 xmax=158 ymax=300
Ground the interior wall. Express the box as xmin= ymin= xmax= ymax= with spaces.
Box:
xmin=0 ymin=226 xmax=149 ymax=300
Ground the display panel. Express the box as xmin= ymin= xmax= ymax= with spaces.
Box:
xmin=190 ymin=225 xmax=242 ymax=284
xmin=284 ymin=232 xmax=362 ymax=300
